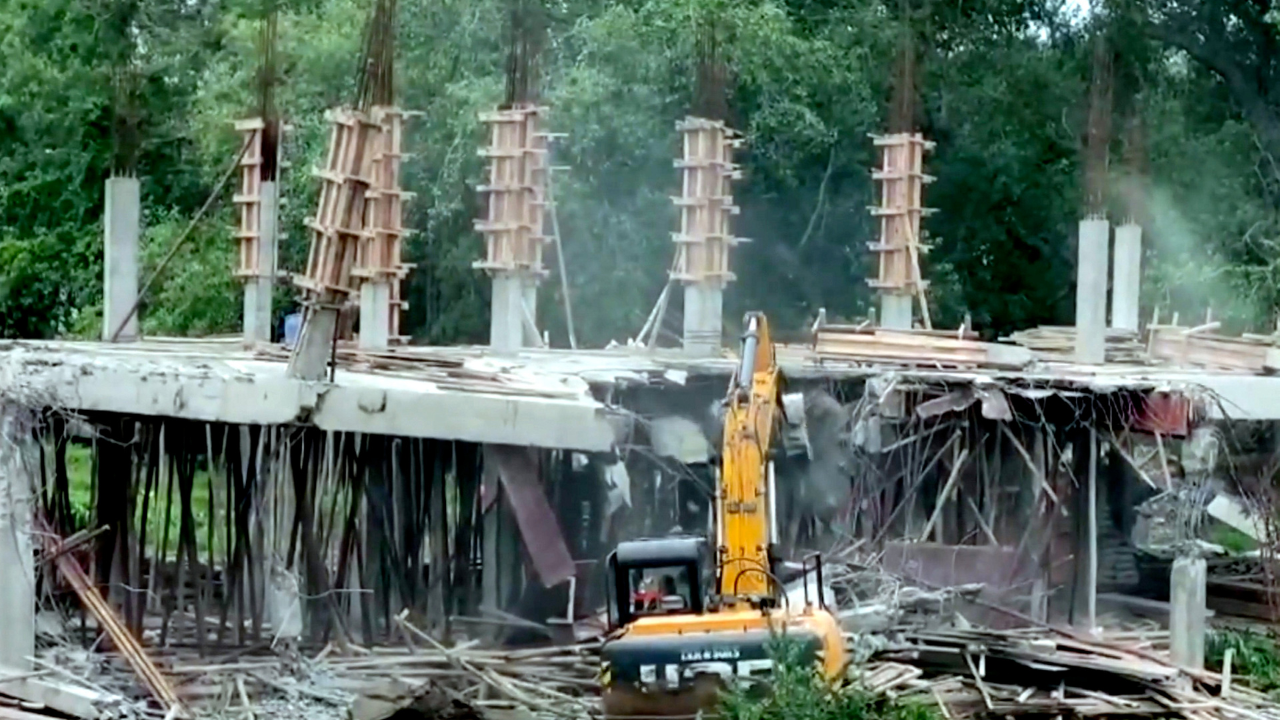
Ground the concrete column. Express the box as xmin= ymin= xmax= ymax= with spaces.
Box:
xmin=1111 ymin=222 xmax=1142 ymax=333
xmin=243 ymin=180 xmax=278 ymax=344
xmin=521 ymin=278 xmax=540 ymax=347
xmin=879 ymin=294 xmax=913 ymax=331
xmin=1086 ymin=427 xmax=1098 ymax=630
xmin=0 ymin=409 xmax=35 ymax=673
xmin=1170 ymin=554 xmax=1207 ymax=669
xmin=683 ymin=282 xmax=723 ymax=356
xmin=490 ymin=274 xmax=526 ymax=352
xmin=260 ymin=444 xmax=302 ymax=642
xmin=1074 ymin=217 xmax=1110 ymax=364
xmin=103 ymin=176 xmax=140 ymax=342
xmin=287 ymin=301 xmax=339 ymax=381
xmin=482 ymin=503 xmax=499 ymax=611
xmin=358 ymin=281 xmax=391 ymax=350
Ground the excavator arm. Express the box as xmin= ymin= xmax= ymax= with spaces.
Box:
xmin=717 ymin=312 xmax=782 ymax=601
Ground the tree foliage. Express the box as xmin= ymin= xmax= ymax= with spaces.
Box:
xmin=719 ymin=638 xmax=938 ymax=720
xmin=0 ymin=0 xmax=1276 ymax=343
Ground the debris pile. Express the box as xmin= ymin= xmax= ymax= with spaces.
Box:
xmin=160 ymin=629 xmax=600 ymax=719
xmin=864 ymin=627 xmax=1280 ymax=720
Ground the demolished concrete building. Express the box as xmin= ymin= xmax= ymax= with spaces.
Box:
xmin=3 ymin=330 xmax=1280 ymax=701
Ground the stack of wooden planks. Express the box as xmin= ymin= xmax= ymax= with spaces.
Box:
xmin=1004 ymin=326 xmax=1149 ymax=364
xmin=253 ymin=344 xmax=590 ymax=400
xmin=866 ymin=627 xmax=1280 ymax=720
xmin=815 ymin=325 xmax=1032 ymax=369
xmin=1147 ymin=327 xmax=1280 ymax=373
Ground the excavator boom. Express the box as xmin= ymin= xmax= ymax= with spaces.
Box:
xmin=717 ymin=313 xmax=781 ymax=599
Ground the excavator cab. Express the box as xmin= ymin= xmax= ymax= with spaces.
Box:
xmin=606 ymin=537 xmax=713 ymax=629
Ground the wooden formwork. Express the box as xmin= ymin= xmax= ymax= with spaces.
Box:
xmin=233 ymin=118 xmax=265 ymax=279
xmin=473 ymin=104 xmax=549 ymax=277
xmin=296 ymin=108 xmax=382 ymax=298
xmin=358 ymin=106 xmax=415 ymax=342
xmin=233 ymin=118 xmax=291 ymax=281
xmin=868 ymin=133 xmax=934 ymax=295
xmin=670 ymin=117 xmax=741 ymax=284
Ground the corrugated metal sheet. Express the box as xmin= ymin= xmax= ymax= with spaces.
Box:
xmin=484 ymin=444 xmax=576 ymax=588
xmin=1132 ymin=391 xmax=1195 ymax=437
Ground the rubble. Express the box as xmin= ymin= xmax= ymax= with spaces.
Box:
xmin=16 ymin=557 xmax=1280 ymax=720
xmin=864 ymin=626 xmax=1280 ymax=720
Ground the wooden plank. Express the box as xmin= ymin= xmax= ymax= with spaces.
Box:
xmin=37 ymin=518 xmax=188 ymax=716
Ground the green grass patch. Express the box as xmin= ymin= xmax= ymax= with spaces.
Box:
xmin=720 ymin=639 xmax=939 ymax=720
xmin=65 ymin=441 xmax=224 ymax=559
xmin=1208 ymin=628 xmax=1280 ymax=695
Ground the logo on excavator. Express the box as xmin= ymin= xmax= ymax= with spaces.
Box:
xmin=638 ymin=658 xmax=774 ymax=685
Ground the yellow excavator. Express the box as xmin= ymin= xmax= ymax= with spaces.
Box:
xmin=599 ymin=312 xmax=847 ymax=717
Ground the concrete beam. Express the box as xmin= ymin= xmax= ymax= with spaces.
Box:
xmin=1075 ymin=217 xmax=1110 ymax=364
xmin=1111 ymin=222 xmax=1142 ymax=332
xmin=0 ymin=347 xmax=617 ymax=451
xmin=103 ymin=177 xmax=140 ymax=343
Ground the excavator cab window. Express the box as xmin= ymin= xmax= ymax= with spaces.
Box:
xmin=606 ymin=537 xmax=710 ymax=630
xmin=628 ymin=566 xmax=691 ymax=614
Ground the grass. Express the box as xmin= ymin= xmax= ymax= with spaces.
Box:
xmin=719 ymin=639 xmax=939 ymax=720
xmin=1211 ymin=524 xmax=1260 ymax=554
xmin=65 ymin=441 xmax=224 ymax=559
xmin=1207 ymin=628 xmax=1280 ymax=695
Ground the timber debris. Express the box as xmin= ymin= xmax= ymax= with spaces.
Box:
xmin=24 ymin=540 xmax=1280 ymax=720
xmin=36 ymin=519 xmax=188 ymax=718
xmin=865 ymin=627 xmax=1280 ymax=720
xmin=814 ymin=324 xmax=1032 ymax=369
xmin=1146 ymin=327 xmax=1280 ymax=373
xmin=1005 ymin=326 xmax=1148 ymax=364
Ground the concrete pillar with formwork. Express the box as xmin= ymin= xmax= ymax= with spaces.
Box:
xmin=103 ymin=175 xmax=141 ymax=342
xmin=288 ymin=108 xmax=383 ymax=380
xmin=1075 ymin=216 xmax=1111 ymax=364
xmin=1171 ymin=554 xmax=1207 ymax=669
xmin=1111 ymin=221 xmax=1142 ymax=333
xmin=355 ymin=106 xmax=414 ymax=350
xmin=869 ymin=133 xmax=935 ymax=330
xmin=474 ymin=104 xmax=550 ymax=353
xmin=671 ymin=117 xmax=742 ymax=356
xmin=233 ymin=118 xmax=289 ymax=345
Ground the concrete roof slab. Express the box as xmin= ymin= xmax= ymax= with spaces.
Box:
xmin=0 ymin=342 xmax=618 ymax=451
